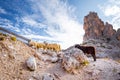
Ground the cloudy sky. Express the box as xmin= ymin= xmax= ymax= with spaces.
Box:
xmin=0 ymin=0 xmax=120 ymax=49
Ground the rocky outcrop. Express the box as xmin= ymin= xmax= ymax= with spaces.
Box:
xmin=62 ymin=47 xmax=89 ymax=74
xmin=110 ymin=28 xmax=120 ymax=47
xmin=116 ymin=29 xmax=120 ymax=41
xmin=83 ymin=12 xmax=116 ymax=41
xmin=103 ymin=22 xmax=116 ymax=39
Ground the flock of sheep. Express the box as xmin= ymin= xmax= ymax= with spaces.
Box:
xmin=28 ymin=40 xmax=61 ymax=52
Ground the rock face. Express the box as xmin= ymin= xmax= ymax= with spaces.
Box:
xmin=83 ymin=12 xmax=116 ymax=41
xmin=103 ymin=22 xmax=116 ymax=38
xmin=116 ymin=29 xmax=120 ymax=41
xmin=110 ymin=28 xmax=120 ymax=47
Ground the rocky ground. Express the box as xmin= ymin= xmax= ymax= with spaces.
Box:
xmin=0 ymin=33 xmax=120 ymax=80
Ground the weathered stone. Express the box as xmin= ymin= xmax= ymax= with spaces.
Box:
xmin=26 ymin=57 xmax=37 ymax=71
xmin=50 ymin=57 xmax=58 ymax=63
xmin=42 ymin=73 xmax=54 ymax=80
xmin=62 ymin=47 xmax=88 ymax=74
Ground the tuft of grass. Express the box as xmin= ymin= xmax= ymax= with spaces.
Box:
xmin=82 ymin=42 xmax=87 ymax=45
xmin=11 ymin=36 xmax=17 ymax=41
xmin=112 ymin=68 xmax=117 ymax=73
xmin=82 ymin=60 xmax=89 ymax=66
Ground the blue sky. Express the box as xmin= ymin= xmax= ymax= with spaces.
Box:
xmin=0 ymin=0 xmax=120 ymax=49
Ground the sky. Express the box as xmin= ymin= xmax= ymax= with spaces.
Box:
xmin=0 ymin=0 xmax=120 ymax=49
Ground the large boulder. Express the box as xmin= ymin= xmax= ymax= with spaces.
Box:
xmin=61 ymin=47 xmax=89 ymax=74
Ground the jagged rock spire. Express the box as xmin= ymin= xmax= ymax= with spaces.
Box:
xmin=83 ymin=12 xmax=116 ymax=41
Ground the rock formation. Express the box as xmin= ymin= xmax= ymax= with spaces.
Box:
xmin=83 ymin=12 xmax=116 ymax=41
xmin=116 ymin=29 xmax=120 ymax=41
xmin=62 ymin=47 xmax=89 ymax=74
xmin=110 ymin=28 xmax=120 ymax=47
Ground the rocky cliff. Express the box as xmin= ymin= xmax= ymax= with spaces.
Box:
xmin=83 ymin=12 xmax=120 ymax=47
xmin=83 ymin=12 xmax=116 ymax=41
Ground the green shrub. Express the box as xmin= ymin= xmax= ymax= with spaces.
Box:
xmin=11 ymin=36 xmax=17 ymax=41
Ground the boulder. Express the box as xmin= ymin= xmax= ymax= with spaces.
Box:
xmin=26 ymin=57 xmax=37 ymax=71
xmin=61 ymin=47 xmax=89 ymax=74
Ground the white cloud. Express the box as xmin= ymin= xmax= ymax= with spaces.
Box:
xmin=0 ymin=7 xmax=7 ymax=14
xmin=21 ymin=28 xmax=35 ymax=35
xmin=29 ymin=0 xmax=84 ymax=49
xmin=104 ymin=5 xmax=120 ymax=16
xmin=22 ymin=16 xmax=46 ymax=28
xmin=0 ymin=18 xmax=20 ymax=32
xmin=99 ymin=0 xmax=120 ymax=30
xmin=111 ymin=14 xmax=120 ymax=30
xmin=23 ymin=34 xmax=57 ymax=42
xmin=108 ymin=0 xmax=120 ymax=4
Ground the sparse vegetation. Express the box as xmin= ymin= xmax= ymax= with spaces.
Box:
xmin=112 ymin=68 xmax=117 ymax=73
xmin=0 ymin=33 xmax=7 ymax=36
xmin=11 ymin=36 xmax=17 ymax=41
xmin=3 ymin=34 xmax=7 ymax=36
xmin=81 ymin=42 xmax=87 ymax=45
xmin=82 ymin=60 xmax=89 ymax=66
